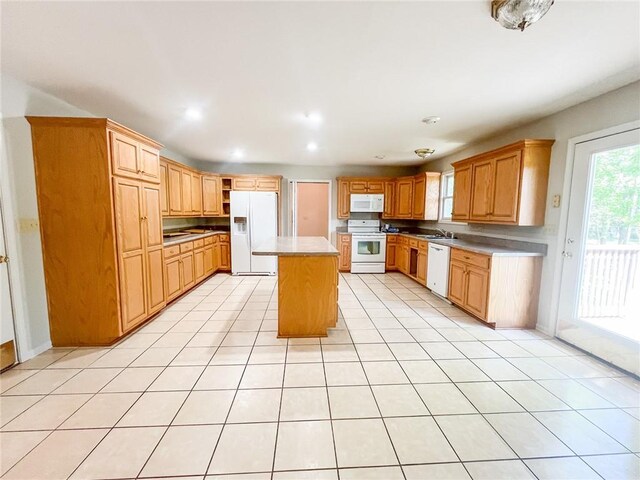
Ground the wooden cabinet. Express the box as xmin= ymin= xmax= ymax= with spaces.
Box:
xmin=232 ymin=177 xmax=257 ymax=190
xmin=416 ymin=249 xmax=427 ymax=285
xmin=412 ymin=172 xmax=441 ymax=220
xmin=27 ymin=117 xmax=165 ymax=345
xmin=395 ymin=177 xmax=414 ymax=219
xmin=382 ymin=181 xmax=395 ymax=218
xmin=181 ymin=251 xmax=195 ymax=290
xmin=202 ymin=175 xmax=221 ymax=216
xmin=218 ymin=235 xmax=231 ymax=271
xmin=452 ymin=139 xmax=554 ymax=226
xmin=256 ymin=177 xmax=280 ymax=191
xmin=337 ymin=179 xmax=350 ymax=219
xmin=191 ymin=172 xmax=203 ymax=215
xmin=452 ymin=164 xmax=471 ymax=221
xmin=167 ymin=162 xmax=183 ymax=215
xmin=164 ymin=254 xmax=182 ymax=302
xmin=159 ymin=162 xmax=169 ymax=215
xmin=385 ymin=235 xmax=397 ymax=271
xmin=367 ymin=180 xmax=384 ymax=193
xmin=181 ymin=169 xmax=192 ymax=213
xmin=447 ymin=247 xmax=542 ymax=328
xmin=349 ymin=181 xmax=367 ymax=193
xmin=204 ymin=245 xmax=215 ymax=275
xmin=337 ymin=233 xmax=351 ymax=271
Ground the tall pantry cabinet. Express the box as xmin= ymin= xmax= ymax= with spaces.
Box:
xmin=27 ymin=117 xmax=166 ymax=346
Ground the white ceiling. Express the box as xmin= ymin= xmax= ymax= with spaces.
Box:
xmin=2 ymin=1 xmax=639 ymax=166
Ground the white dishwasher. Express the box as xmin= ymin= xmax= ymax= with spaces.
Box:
xmin=427 ymin=243 xmax=451 ymax=299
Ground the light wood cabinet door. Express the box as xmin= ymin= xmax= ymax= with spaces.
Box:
xmin=202 ymin=175 xmax=221 ymax=216
xmin=349 ymin=181 xmax=367 ymax=193
xmin=338 ymin=235 xmax=351 ymax=271
xmin=465 ymin=265 xmax=490 ymax=319
xmin=337 ymin=180 xmax=350 ymax=219
xmin=399 ymin=245 xmax=410 ymax=274
xmin=218 ymin=241 xmax=231 ymax=270
xmin=159 ymin=162 xmax=169 ymax=215
xmin=233 ymin=177 xmax=257 ymax=191
xmin=168 ymin=164 xmax=183 ymax=215
xmin=448 ymin=261 xmax=467 ymax=306
xmin=191 ymin=172 xmax=203 ymax=215
xmin=452 ymin=165 xmax=471 ymax=221
xmin=165 ymin=256 xmax=182 ymax=301
xmin=213 ymin=240 xmax=221 ymax=272
xmin=470 ymin=159 xmax=494 ymax=220
xmin=139 ymin=145 xmax=160 ymax=183
xmin=181 ymin=170 xmax=193 ymax=213
xmin=204 ymin=245 xmax=215 ymax=275
xmin=385 ymin=243 xmax=397 ymax=270
xmin=412 ymin=175 xmax=425 ymax=219
xmin=181 ymin=252 xmax=195 ymax=290
xmin=256 ymin=177 xmax=279 ymax=191
xmin=113 ymin=178 xmax=147 ymax=331
xmin=382 ymin=181 xmax=395 ymax=218
xmin=395 ymin=178 xmax=414 ymax=218
xmin=366 ymin=180 xmax=384 ymax=193
xmin=416 ymin=251 xmax=427 ymax=285
xmin=194 ymin=248 xmax=205 ymax=282
xmin=142 ymin=184 xmax=165 ymax=315
xmin=110 ymin=131 xmax=140 ymax=180
xmin=491 ymin=151 xmax=522 ymax=223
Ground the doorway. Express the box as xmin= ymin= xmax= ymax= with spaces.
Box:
xmin=0 ymin=195 xmax=17 ymax=370
xmin=289 ymin=180 xmax=331 ymax=239
xmin=557 ymin=126 xmax=640 ymax=374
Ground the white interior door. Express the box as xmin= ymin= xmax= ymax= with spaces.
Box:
xmin=557 ymin=127 xmax=640 ymax=374
xmin=0 ymin=198 xmax=17 ymax=370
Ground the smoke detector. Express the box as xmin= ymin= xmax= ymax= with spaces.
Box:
xmin=415 ymin=148 xmax=435 ymax=159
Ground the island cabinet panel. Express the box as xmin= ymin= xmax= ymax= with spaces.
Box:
xmin=337 ymin=233 xmax=351 ymax=271
xmin=452 ymin=164 xmax=472 ymax=221
xmin=277 ymin=255 xmax=338 ymax=337
xmin=453 ymin=139 xmax=554 ymax=226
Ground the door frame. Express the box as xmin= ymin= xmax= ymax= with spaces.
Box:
xmin=550 ymin=120 xmax=640 ymax=338
xmin=288 ymin=179 xmax=332 ymax=239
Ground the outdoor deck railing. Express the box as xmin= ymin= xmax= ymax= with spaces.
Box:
xmin=579 ymin=245 xmax=640 ymax=318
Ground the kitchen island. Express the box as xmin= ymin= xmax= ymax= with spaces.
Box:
xmin=253 ymin=236 xmax=339 ymax=337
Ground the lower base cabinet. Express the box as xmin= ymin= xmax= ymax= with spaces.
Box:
xmin=337 ymin=233 xmax=351 ymax=271
xmin=163 ymin=233 xmax=231 ymax=303
xmin=447 ymin=248 xmax=542 ymax=328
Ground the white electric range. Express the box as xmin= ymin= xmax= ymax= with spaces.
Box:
xmin=348 ymin=220 xmax=387 ymax=274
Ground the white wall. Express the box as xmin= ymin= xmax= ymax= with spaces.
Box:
xmin=417 ymin=80 xmax=640 ymax=334
xmin=0 ymin=75 xmax=198 ymax=359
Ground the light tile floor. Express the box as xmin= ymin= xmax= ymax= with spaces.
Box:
xmin=1 ymin=272 xmax=639 ymax=480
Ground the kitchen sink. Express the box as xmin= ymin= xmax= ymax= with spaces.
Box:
xmin=415 ymin=234 xmax=446 ymax=239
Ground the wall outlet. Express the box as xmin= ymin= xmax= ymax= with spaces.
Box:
xmin=19 ymin=218 xmax=39 ymax=233
xmin=552 ymin=195 xmax=561 ymax=208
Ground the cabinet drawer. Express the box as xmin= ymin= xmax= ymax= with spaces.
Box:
xmin=386 ymin=234 xmax=397 ymax=243
xmin=164 ymin=245 xmax=180 ymax=258
xmin=256 ymin=177 xmax=279 ymax=191
xmin=451 ymin=248 xmax=490 ymax=269
xmin=418 ymin=240 xmax=428 ymax=251
xmin=409 ymin=238 xmax=419 ymax=248
xmin=193 ymin=238 xmax=205 ymax=249
xmin=204 ymin=236 xmax=214 ymax=246
xmin=180 ymin=241 xmax=194 ymax=253
xmin=218 ymin=234 xmax=230 ymax=242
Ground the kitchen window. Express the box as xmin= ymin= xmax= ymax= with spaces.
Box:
xmin=439 ymin=171 xmax=454 ymax=221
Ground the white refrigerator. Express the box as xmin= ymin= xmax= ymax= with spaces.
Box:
xmin=230 ymin=191 xmax=278 ymax=275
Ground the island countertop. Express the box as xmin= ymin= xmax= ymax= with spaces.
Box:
xmin=253 ymin=236 xmax=339 ymax=256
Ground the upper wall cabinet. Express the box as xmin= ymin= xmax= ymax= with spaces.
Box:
xmin=451 ymin=139 xmax=554 ymax=226
xmin=411 ymin=172 xmax=441 ymax=221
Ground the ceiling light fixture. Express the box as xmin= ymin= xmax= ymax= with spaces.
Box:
xmin=491 ymin=0 xmax=554 ymax=31
xmin=415 ymin=148 xmax=435 ymax=160
xmin=305 ymin=112 xmax=323 ymax=124
xmin=422 ymin=116 xmax=441 ymax=125
xmin=184 ymin=107 xmax=203 ymax=121
xmin=374 ymin=155 xmax=386 ymax=160
xmin=232 ymin=148 xmax=244 ymax=159
xmin=306 ymin=142 xmax=318 ymax=152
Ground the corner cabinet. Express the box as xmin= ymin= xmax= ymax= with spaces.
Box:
xmin=27 ymin=116 xmax=166 ymax=346
xmin=451 ymin=139 xmax=554 ymax=226
xmin=447 ymin=248 xmax=542 ymax=328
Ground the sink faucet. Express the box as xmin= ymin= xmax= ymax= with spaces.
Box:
xmin=435 ymin=228 xmax=455 ymax=239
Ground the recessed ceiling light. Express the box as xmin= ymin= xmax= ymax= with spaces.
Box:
xmin=185 ymin=107 xmax=203 ymax=121
xmin=421 ymin=116 xmax=440 ymax=125
xmin=232 ymin=148 xmax=244 ymax=159
xmin=306 ymin=142 xmax=318 ymax=152
xmin=305 ymin=112 xmax=323 ymax=124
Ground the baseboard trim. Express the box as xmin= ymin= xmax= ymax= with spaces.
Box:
xmin=20 ymin=341 xmax=53 ymax=363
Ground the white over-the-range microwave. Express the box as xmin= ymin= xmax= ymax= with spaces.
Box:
xmin=350 ymin=194 xmax=384 ymax=213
